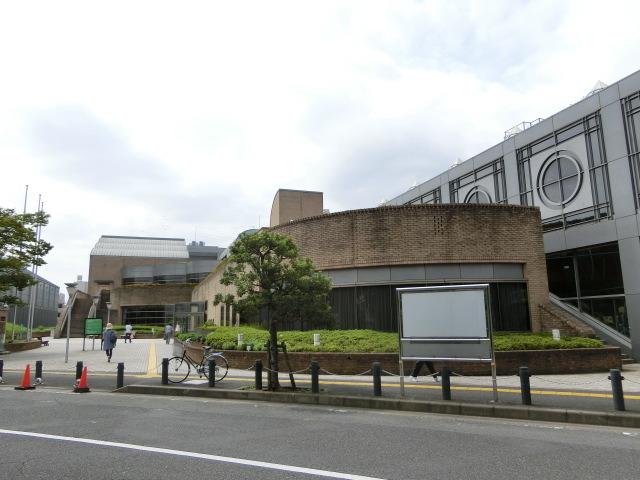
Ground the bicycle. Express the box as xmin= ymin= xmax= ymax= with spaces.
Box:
xmin=166 ymin=339 xmax=229 ymax=383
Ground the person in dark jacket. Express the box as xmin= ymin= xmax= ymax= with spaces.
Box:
xmin=102 ymin=323 xmax=117 ymax=362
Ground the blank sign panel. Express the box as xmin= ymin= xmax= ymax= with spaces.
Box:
xmin=399 ymin=286 xmax=488 ymax=338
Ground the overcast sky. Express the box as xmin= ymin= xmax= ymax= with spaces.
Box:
xmin=2 ymin=0 xmax=640 ymax=297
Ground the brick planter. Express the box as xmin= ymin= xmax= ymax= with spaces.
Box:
xmin=4 ymin=341 xmax=42 ymax=353
xmin=179 ymin=340 xmax=622 ymax=375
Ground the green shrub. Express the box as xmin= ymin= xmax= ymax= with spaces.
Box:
xmin=188 ymin=326 xmax=603 ymax=353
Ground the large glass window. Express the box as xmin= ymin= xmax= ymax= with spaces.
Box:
xmin=546 ymin=242 xmax=628 ymax=336
xmin=122 ymin=305 xmax=166 ymax=325
xmin=327 ymin=282 xmax=530 ymax=333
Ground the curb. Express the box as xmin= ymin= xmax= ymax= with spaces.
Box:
xmin=116 ymin=385 xmax=640 ymax=429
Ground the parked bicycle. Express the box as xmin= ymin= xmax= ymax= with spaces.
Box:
xmin=166 ymin=339 xmax=229 ymax=383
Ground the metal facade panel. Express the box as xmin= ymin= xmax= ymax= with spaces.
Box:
xmin=616 ymin=215 xmax=640 ymax=240
xmin=619 ymin=237 xmax=640 ymax=295
xmin=564 ymin=220 xmax=617 ymax=250
xmin=600 ymin=103 xmax=629 ymax=162
xmin=492 ymin=263 xmax=524 ymax=279
xmin=551 ymin=95 xmax=600 ymax=132
xmin=514 ymin=119 xmax=553 ymax=148
xmin=425 ymin=264 xmax=461 ymax=280
xmin=326 ymin=269 xmax=357 ymax=285
xmin=460 ymin=264 xmax=494 ymax=279
xmin=357 ymin=267 xmax=391 ymax=283
xmin=617 ymin=70 xmax=640 ymax=97
xmin=543 ymin=229 xmax=568 ymax=254
xmin=390 ymin=265 xmax=426 ymax=281
xmin=597 ymin=82 xmax=621 ymax=107
xmin=608 ymin=157 xmax=637 ymax=217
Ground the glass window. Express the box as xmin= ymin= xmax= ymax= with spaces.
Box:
xmin=546 ymin=256 xmax=578 ymax=298
xmin=576 ymin=246 xmax=624 ymax=296
xmin=543 ymin=183 xmax=562 ymax=203
xmin=490 ymin=283 xmax=530 ymax=331
xmin=565 ymin=209 xmax=595 ymax=227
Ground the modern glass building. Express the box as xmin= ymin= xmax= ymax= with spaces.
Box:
xmin=5 ymin=272 xmax=60 ymax=333
xmin=385 ymin=69 xmax=640 ymax=358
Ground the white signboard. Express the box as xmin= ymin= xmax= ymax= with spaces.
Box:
xmin=398 ymin=284 xmax=493 ymax=361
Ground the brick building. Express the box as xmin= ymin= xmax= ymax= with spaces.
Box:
xmin=193 ymin=191 xmax=578 ymax=336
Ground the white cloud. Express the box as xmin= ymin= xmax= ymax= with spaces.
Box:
xmin=2 ymin=0 xmax=640 ymax=294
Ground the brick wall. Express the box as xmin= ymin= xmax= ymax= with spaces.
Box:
xmin=182 ymin=341 xmax=621 ymax=375
xmin=269 ymin=203 xmax=549 ymax=331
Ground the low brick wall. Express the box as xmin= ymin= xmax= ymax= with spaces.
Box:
xmin=4 ymin=341 xmax=42 ymax=353
xmin=181 ymin=341 xmax=622 ymax=375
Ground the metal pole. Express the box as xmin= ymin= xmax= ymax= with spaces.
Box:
xmin=608 ymin=369 xmax=626 ymax=411
xmin=255 ymin=359 xmax=263 ymax=390
xmin=441 ymin=365 xmax=451 ymax=401
xmin=208 ymin=358 xmax=216 ymax=388
xmin=310 ymin=361 xmax=319 ymax=394
xmin=372 ymin=362 xmax=382 ymax=396
xmin=35 ymin=360 xmax=43 ymax=385
xmin=117 ymin=363 xmax=124 ymax=389
xmin=161 ymin=358 xmax=168 ymax=385
xmin=75 ymin=361 xmax=83 ymax=386
xmin=519 ymin=366 xmax=532 ymax=405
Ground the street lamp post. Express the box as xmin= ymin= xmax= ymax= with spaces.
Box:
xmin=106 ymin=302 xmax=112 ymax=324
xmin=64 ymin=283 xmax=78 ymax=363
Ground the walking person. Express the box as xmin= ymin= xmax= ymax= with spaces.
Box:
xmin=102 ymin=322 xmax=117 ymax=362
xmin=124 ymin=323 xmax=133 ymax=343
xmin=408 ymin=360 xmax=439 ymax=382
xmin=164 ymin=324 xmax=173 ymax=344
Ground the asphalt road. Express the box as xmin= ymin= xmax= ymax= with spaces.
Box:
xmin=1 ymin=388 xmax=639 ymax=480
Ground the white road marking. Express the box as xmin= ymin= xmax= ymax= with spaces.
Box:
xmin=0 ymin=429 xmax=386 ymax=480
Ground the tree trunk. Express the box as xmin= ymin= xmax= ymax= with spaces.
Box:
xmin=267 ymin=316 xmax=280 ymax=391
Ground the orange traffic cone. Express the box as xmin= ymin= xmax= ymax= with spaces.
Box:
xmin=15 ymin=364 xmax=36 ymax=390
xmin=73 ymin=366 xmax=91 ymax=393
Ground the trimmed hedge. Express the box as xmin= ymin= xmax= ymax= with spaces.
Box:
xmin=176 ymin=326 xmax=602 ymax=353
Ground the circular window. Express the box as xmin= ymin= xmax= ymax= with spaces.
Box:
xmin=464 ymin=186 xmax=492 ymax=204
xmin=537 ymin=150 xmax=583 ymax=208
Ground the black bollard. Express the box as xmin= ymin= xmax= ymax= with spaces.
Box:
xmin=310 ymin=361 xmax=320 ymax=394
xmin=255 ymin=359 xmax=263 ymax=391
xmin=208 ymin=358 xmax=216 ymax=388
xmin=75 ymin=361 xmax=83 ymax=386
xmin=373 ymin=362 xmax=382 ymax=396
xmin=608 ymin=369 xmax=626 ymax=411
xmin=117 ymin=363 xmax=124 ymax=389
xmin=0 ymin=359 xmax=3 ymax=383
xmin=441 ymin=365 xmax=451 ymax=400
xmin=161 ymin=358 xmax=169 ymax=385
xmin=35 ymin=360 xmax=43 ymax=385
xmin=518 ymin=366 xmax=532 ymax=405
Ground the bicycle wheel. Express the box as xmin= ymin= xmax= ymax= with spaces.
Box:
xmin=166 ymin=356 xmax=190 ymax=383
xmin=203 ymin=354 xmax=229 ymax=382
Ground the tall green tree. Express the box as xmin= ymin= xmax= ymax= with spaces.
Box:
xmin=0 ymin=208 xmax=53 ymax=306
xmin=213 ymin=230 xmax=333 ymax=391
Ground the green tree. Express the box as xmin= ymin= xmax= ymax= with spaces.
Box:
xmin=0 ymin=208 xmax=53 ymax=306
xmin=213 ymin=230 xmax=333 ymax=391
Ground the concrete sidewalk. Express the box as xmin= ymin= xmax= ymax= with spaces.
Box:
xmin=2 ymin=338 xmax=640 ymax=428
